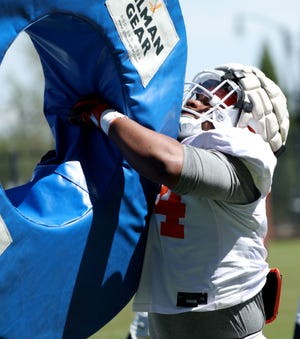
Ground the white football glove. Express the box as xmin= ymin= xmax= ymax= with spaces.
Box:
xmin=216 ymin=63 xmax=290 ymax=155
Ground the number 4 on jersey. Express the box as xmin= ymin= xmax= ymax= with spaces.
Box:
xmin=154 ymin=185 xmax=186 ymax=239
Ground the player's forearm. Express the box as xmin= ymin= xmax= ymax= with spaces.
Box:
xmin=108 ymin=117 xmax=183 ymax=187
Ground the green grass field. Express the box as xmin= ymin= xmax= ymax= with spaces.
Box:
xmin=90 ymin=238 xmax=300 ymax=339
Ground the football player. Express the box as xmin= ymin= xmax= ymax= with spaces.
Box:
xmin=72 ymin=63 xmax=289 ymax=339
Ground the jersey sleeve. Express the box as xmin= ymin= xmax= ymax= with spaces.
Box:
xmin=172 ymin=145 xmax=259 ymax=203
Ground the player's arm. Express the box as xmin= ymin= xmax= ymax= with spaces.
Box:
xmin=108 ymin=116 xmax=258 ymax=204
xmin=107 ymin=115 xmax=184 ymax=188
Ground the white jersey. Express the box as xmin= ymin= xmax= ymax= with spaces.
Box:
xmin=133 ymin=128 xmax=277 ymax=314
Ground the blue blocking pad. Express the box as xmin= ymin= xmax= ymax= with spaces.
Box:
xmin=0 ymin=1 xmax=187 ymax=338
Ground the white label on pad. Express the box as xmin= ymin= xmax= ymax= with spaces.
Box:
xmin=106 ymin=0 xmax=179 ymax=87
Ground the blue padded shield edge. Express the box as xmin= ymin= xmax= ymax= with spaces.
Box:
xmin=0 ymin=1 xmax=187 ymax=338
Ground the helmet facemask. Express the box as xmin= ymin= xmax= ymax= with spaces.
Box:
xmin=179 ymin=71 xmax=243 ymax=140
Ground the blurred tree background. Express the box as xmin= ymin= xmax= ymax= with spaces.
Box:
xmin=0 ymin=30 xmax=299 ymax=238
xmin=258 ymin=42 xmax=300 ymax=238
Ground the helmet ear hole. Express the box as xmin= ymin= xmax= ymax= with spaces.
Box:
xmin=242 ymin=101 xmax=253 ymax=113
